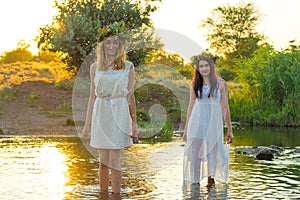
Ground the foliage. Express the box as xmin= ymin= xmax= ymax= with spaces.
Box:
xmin=217 ymin=63 xmax=237 ymax=81
xmin=36 ymin=0 xmax=162 ymax=69
xmin=155 ymin=119 xmax=174 ymax=142
xmin=144 ymin=48 xmax=194 ymax=78
xmin=38 ymin=49 xmax=64 ymax=63
xmin=57 ymin=101 xmax=72 ymax=113
xmin=96 ymin=21 xmax=126 ymax=42
xmin=138 ymin=119 xmax=174 ymax=143
xmin=136 ymin=109 xmax=151 ymax=128
xmin=231 ymin=42 xmax=300 ymax=126
xmin=1 ymin=40 xmax=34 ymax=64
xmin=0 ymin=87 xmax=18 ymax=102
xmin=126 ymin=26 xmax=163 ymax=67
xmin=0 ymin=61 xmax=76 ymax=89
xmin=179 ymin=63 xmax=194 ymax=79
xmin=0 ymin=107 xmax=3 ymax=119
xmin=135 ymin=82 xmax=186 ymax=131
xmin=55 ymin=79 xmax=75 ymax=91
xmin=201 ymin=2 xmax=265 ymax=59
xmin=26 ymin=92 xmax=40 ymax=107
xmin=145 ymin=49 xmax=185 ymax=70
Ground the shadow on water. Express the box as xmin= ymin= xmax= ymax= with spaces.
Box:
xmin=0 ymin=126 xmax=299 ymax=199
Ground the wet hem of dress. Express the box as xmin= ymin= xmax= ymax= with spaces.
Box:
xmin=183 ymin=177 xmax=228 ymax=184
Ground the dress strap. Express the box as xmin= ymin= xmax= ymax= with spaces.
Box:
xmin=125 ymin=61 xmax=133 ymax=70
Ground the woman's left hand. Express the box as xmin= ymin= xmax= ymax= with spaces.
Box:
xmin=227 ymin=131 xmax=234 ymax=144
xmin=131 ymin=123 xmax=138 ymax=143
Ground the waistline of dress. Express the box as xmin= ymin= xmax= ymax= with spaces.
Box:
xmin=96 ymin=96 xmax=126 ymax=106
xmin=96 ymin=96 xmax=126 ymax=100
xmin=195 ymin=99 xmax=220 ymax=104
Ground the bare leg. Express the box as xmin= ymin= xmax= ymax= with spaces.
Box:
xmin=207 ymin=147 xmax=216 ymax=186
xmin=190 ymin=140 xmax=201 ymax=183
xmin=109 ymin=149 xmax=122 ymax=193
xmin=99 ymin=149 xmax=110 ymax=192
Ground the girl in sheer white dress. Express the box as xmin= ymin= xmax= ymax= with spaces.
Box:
xmin=82 ymin=35 xmax=137 ymax=193
xmin=182 ymin=56 xmax=233 ymax=186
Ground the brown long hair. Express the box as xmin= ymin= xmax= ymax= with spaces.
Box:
xmin=192 ymin=56 xmax=219 ymax=98
xmin=96 ymin=35 xmax=126 ymax=71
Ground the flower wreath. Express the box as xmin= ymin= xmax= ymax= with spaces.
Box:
xmin=96 ymin=21 xmax=126 ymax=42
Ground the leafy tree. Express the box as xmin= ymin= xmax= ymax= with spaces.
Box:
xmin=1 ymin=40 xmax=34 ymax=64
xmin=37 ymin=49 xmax=64 ymax=63
xmin=36 ymin=0 xmax=162 ymax=70
xmin=144 ymin=49 xmax=194 ymax=79
xmin=126 ymin=26 xmax=163 ymax=67
xmin=145 ymin=49 xmax=184 ymax=70
xmin=201 ymin=2 xmax=265 ymax=59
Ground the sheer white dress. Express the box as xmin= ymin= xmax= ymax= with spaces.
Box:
xmin=90 ymin=61 xmax=133 ymax=149
xmin=183 ymin=84 xmax=230 ymax=183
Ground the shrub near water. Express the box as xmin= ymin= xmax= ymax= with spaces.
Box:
xmin=231 ymin=44 xmax=300 ymax=126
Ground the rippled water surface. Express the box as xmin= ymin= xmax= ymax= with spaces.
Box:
xmin=0 ymin=127 xmax=299 ymax=199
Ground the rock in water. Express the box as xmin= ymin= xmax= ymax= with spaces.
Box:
xmin=256 ymin=148 xmax=274 ymax=161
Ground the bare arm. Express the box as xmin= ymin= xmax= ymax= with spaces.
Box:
xmin=82 ymin=63 xmax=97 ymax=139
xmin=183 ymin=82 xmax=196 ymax=141
xmin=127 ymin=63 xmax=138 ymax=139
xmin=220 ymin=79 xmax=234 ymax=144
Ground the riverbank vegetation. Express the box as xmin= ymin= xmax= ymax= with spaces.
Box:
xmin=230 ymin=44 xmax=300 ymax=126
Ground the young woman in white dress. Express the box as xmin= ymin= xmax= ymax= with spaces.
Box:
xmin=82 ymin=35 xmax=137 ymax=193
xmin=182 ymin=56 xmax=233 ymax=187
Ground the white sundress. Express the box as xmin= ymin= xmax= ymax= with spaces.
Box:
xmin=183 ymin=84 xmax=230 ymax=183
xmin=90 ymin=61 xmax=133 ymax=149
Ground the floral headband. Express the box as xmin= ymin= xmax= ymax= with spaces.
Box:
xmin=96 ymin=21 xmax=126 ymax=42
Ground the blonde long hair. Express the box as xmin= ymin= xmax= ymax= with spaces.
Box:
xmin=96 ymin=36 xmax=126 ymax=71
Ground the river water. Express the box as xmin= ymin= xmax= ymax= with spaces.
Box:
xmin=0 ymin=127 xmax=299 ymax=199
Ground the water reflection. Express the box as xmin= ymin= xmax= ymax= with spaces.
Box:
xmin=0 ymin=127 xmax=300 ymax=199
xmin=0 ymin=137 xmax=70 ymax=199
xmin=182 ymin=183 xmax=228 ymax=200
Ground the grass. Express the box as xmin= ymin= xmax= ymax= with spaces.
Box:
xmin=55 ymin=79 xmax=75 ymax=91
xmin=0 ymin=106 xmax=3 ymax=119
xmin=139 ymin=119 xmax=174 ymax=143
xmin=0 ymin=87 xmax=18 ymax=102
xmin=57 ymin=101 xmax=72 ymax=113
xmin=0 ymin=61 xmax=76 ymax=89
xmin=43 ymin=101 xmax=72 ymax=118
xmin=26 ymin=92 xmax=40 ymax=107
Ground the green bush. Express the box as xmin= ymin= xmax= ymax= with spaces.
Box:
xmin=231 ymin=44 xmax=300 ymax=126
xmin=136 ymin=109 xmax=150 ymax=128
xmin=156 ymin=119 xmax=174 ymax=142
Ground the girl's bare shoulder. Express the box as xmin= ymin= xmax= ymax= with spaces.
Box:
xmin=90 ymin=62 xmax=98 ymax=70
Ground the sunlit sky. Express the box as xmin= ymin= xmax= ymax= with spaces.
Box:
xmin=0 ymin=0 xmax=299 ymax=55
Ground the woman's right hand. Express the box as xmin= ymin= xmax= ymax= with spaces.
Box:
xmin=182 ymin=130 xmax=187 ymax=142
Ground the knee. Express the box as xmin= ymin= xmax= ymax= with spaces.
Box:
xmin=109 ymin=157 xmax=121 ymax=170
xmin=100 ymin=157 xmax=110 ymax=167
xmin=100 ymin=162 xmax=109 ymax=170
